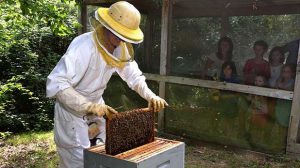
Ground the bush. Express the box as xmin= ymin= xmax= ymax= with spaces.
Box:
xmin=0 ymin=0 xmax=78 ymax=133
xmin=0 ymin=79 xmax=53 ymax=132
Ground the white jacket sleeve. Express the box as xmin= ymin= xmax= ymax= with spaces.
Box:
xmin=116 ymin=61 xmax=157 ymax=101
xmin=56 ymin=87 xmax=91 ymax=117
xmin=46 ymin=35 xmax=92 ymax=98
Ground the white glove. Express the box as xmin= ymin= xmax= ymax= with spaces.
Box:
xmin=86 ymin=103 xmax=118 ymax=120
xmin=148 ymin=96 xmax=168 ymax=112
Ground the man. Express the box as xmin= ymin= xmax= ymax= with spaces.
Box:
xmin=46 ymin=1 xmax=168 ymax=167
xmin=282 ymin=39 xmax=300 ymax=65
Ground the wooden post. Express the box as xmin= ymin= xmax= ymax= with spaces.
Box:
xmin=79 ymin=3 xmax=88 ymax=34
xmin=159 ymin=0 xmax=173 ymax=131
xmin=287 ymin=41 xmax=300 ymax=156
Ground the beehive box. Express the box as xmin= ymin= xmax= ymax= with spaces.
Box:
xmin=84 ymin=138 xmax=185 ymax=168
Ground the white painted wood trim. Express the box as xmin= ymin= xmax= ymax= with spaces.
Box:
xmin=144 ymin=73 xmax=294 ymax=100
xmin=158 ymin=0 xmax=173 ymax=130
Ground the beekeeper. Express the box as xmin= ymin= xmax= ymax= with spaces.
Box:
xmin=46 ymin=1 xmax=168 ymax=167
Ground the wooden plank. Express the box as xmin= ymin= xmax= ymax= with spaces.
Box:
xmin=158 ymin=0 xmax=173 ymax=131
xmin=158 ymin=81 xmax=166 ymax=129
xmin=174 ymin=0 xmax=300 ymax=7
xmin=286 ymin=41 xmax=300 ymax=155
xmin=160 ymin=0 xmax=171 ymax=76
xmin=144 ymin=73 xmax=294 ymax=100
xmin=173 ymin=4 xmax=300 ymax=17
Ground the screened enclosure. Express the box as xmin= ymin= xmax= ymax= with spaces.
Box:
xmin=80 ymin=0 xmax=300 ymax=156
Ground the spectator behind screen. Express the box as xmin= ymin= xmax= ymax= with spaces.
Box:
xmin=275 ymin=64 xmax=296 ymax=91
xmin=220 ymin=61 xmax=239 ymax=83
xmin=202 ymin=37 xmax=234 ymax=80
xmin=268 ymin=47 xmax=285 ymax=88
xmin=243 ymin=40 xmax=270 ymax=85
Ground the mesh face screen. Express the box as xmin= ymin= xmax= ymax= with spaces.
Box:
xmin=105 ymin=108 xmax=155 ymax=155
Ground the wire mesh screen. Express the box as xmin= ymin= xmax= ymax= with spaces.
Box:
xmin=166 ymin=4 xmax=300 ymax=152
xmin=165 ymin=83 xmax=291 ymax=153
xmin=170 ymin=14 xmax=300 ymax=90
xmin=171 ymin=17 xmax=221 ymax=78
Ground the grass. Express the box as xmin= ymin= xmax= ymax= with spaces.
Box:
xmin=1 ymin=131 xmax=300 ymax=168
xmin=0 ymin=131 xmax=58 ymax=168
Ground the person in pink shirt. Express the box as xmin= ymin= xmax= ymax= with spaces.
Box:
xmin=243 ymin=40 xmax=270 ymax=85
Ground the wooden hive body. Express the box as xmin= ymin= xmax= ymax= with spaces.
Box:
xmin=84 ymin=138 xmax=185 ymax=168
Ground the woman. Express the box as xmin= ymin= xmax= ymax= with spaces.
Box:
xmin=202 ymin=36 xmax=234 ymax=80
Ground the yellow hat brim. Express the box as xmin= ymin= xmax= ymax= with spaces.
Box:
xmin=97 ymin=8 xmax=144 ymax=42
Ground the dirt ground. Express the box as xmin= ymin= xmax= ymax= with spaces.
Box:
xmin=1 ymin=131 xmax=300 ymax=168
xmin=185 ymin=144 xmax=300 ymax=168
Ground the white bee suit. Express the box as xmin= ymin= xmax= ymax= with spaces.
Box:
xmin=46 ymin=32 xmax=156 ymax=168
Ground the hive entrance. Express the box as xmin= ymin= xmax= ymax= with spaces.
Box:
xmin=105 ymin=108 xmax=155 ymax=155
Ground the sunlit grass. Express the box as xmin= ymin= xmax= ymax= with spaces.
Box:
xmin=6 ymin=131 xmax=54 ymax=145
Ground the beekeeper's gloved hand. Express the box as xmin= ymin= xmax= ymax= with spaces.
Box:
xmin=148 ymin=96 xmax=168 ymax=112
xmin=86 ymin=103 xmax=118 ymax=120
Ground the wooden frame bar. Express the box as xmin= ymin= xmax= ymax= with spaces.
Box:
xmin=286 ymin=42 xmax=300 ymax=156
xmin=158 ymin=0 xmax=173 ymax=131
xmin=144 ymin=73 xmax=294 ymax=100
xmin=173 ymin=4 xmax=300 ymax=18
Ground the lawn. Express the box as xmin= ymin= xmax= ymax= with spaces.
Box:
xmin=1 ymin=131 xmax=300 ymax=168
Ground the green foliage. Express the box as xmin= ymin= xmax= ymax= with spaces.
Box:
xmin=0 ymin=79 xmax=53 ymax=132
xmin=0 ymin=0 xmax=79 ymax=133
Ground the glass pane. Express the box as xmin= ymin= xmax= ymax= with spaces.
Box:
xmin=165 ymin=83 xmax=291 ymax=153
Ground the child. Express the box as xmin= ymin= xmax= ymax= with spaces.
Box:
xmin=268 ymin=47 xmax=285 ymax=88
xmin=220 ymin=61 xmax=239 ymax=83
xmin=249 ymin=75 xmax=269 ymax=127
xmin=275 ymin=64 xmax=296 ymax=91
xmin=243 ymin=40 xmax=270 ymax=85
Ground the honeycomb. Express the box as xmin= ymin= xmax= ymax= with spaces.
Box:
xmin=105 ymin=108 xmax=154 ymax=155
